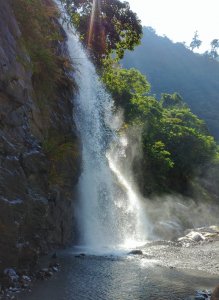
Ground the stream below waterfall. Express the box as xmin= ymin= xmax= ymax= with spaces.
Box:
xmin=19 ymin=240 xmax=219 ymax=300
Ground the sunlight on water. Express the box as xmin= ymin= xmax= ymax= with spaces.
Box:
xmin=106 ymin=133 xmax=149 ymax=249
xmin=107 ymin=152 xmax=141 ymax=212
xmin=122 ymin=238 xmax=146 ymax=249
xmin=56 ymin=1 xmax=149 ymax=253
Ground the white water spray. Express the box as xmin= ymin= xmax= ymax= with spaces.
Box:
xmin=58 ymin=3 xmax=148 ymax=252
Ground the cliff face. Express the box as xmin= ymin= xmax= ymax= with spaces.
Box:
xmin=0 ymin=0 xmax=80 ymax=272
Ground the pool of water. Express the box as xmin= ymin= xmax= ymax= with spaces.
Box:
xmin=19 ymin=243 xmax=219 ymax=300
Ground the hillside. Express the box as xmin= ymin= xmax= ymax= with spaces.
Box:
xmin=122 ymin=27 xmax=219 ymax=140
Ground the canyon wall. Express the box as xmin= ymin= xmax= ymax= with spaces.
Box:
xmin=0 ymin=0 xmax=80 ymax=272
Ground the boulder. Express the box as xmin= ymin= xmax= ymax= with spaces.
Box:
xmin=128 ymin=250 xmax=143 ymax=255
xmin=186 ymin=231 xmax=205 ymax=242
xmin=212 ymin=285 xmax=219 ymax=300
xmin=1 ymin=268 xmax=19 ymax=289
xmin=194 ymin=290 xmax=211 ymax=300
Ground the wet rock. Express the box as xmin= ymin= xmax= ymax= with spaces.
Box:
xmin=75 ymin=253 xmax=86 ymax=258
xmin=8 ymin=287 xmax=19 ymax=293
xmin=194 ymin=290 xmax=211 ymax=300
xmin=3 ymin=268 xmax=19 ymax=283
xmin=128 ymin=250 xmax=143 ymax=255
xmin=1 ymin=268 xmax=19 ymax=290
xmin=51 ymin=266 xmax=58 ymax=273
xmin=36 ymin=268 xmax=52 ymax=280
xmin=19 ymin=274 xmax=31 ymax=289
xmin=212 ymin=285 xmax=219 ymax=300
xmin=0 ymin=268 xmax=33 ymax=298
xmin=49 ymin=262 xmax=60 ymax=269
xmin=36 ymin=266 xmax=57 ymax=280
xmin=21 ymin=275 xmax=31 ymax=282
xmin=41 ymin=268 xmax=49 ymax=273
xmin=35 ymin=271 xmax=45 ymax=281
xmin=46 ymin=271 xmax=53 ymax=278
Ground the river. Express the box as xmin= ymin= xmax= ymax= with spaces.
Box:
xmin=20 ymin=240 xmax=219 ymax=300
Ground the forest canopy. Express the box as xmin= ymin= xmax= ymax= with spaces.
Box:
xmin=103 ymin=63 xmax=218 ymax=195
xmin=122 ymin=27 xmax=219 ymax=141
xmin=61 ymin=0 xmax=142 ymax=62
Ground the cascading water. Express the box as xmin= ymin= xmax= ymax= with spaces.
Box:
xmin=58 ymin=3 xmax=148 ymax=252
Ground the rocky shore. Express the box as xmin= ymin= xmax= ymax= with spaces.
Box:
xmin=0 ymin=251 xmax=62 ymax=300
xmin=142 ymin=226 xmax=219 ymax=275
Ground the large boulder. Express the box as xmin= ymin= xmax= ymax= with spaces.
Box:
xmin=212 ymin=285 xmax=219 ymax=300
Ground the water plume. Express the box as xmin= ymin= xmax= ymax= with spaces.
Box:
xmin=57 ymin=1 xmax=149 ymax=252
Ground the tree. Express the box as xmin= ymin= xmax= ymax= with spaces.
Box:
xmin=102 ymin=65 xmax=151 ymax=119
xmin=62 ymin=0 xmax=142 ymax=63
xmin=160 ymin=93 xmax=185 ymax=109
xmin=102 ymin=61 xmax=218 ymax=195
xmin=143 ymin=140 xmax=174 ymax=191
xmin=190 ymin=30 xmax=202 ymax=51
xmin=209 ymin=39 xmax=219 ymax=59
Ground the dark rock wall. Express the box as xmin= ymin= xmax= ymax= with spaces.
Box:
xmin=0 ymin=0 xmax=80 ymax=272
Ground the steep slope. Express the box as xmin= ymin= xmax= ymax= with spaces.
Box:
xmin=122 ymin=27 xmax=219 ymax=140
xmin=0 ymin=0 xmax=80 ymax=273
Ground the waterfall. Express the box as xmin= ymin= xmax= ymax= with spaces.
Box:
xmin=58 ymin=3 xmax=148 ymax=252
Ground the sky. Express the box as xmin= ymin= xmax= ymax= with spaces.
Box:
xmin=126 ymin=0 xmax=219 ymax=52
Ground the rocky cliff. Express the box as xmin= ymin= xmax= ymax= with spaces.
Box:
xmin=0 ymin=0 xmax=80 ymax=273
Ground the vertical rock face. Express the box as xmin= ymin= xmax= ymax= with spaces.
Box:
xmin=0 ymin=0 xmax=80 ymax=272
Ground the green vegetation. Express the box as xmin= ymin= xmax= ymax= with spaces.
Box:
xmin=102 ymin=63 xmax=150 ymax=120
xmin=189 ymin=30 xmax=202 ymax=51
xmin=12 ymin=0 xmax=79 ymax=186
xmin=103 ymin=63 xmax=218 ymax=195
xmin=205 ymin=39 xmax=219 ymax=59
xmin=123 ymin=27 xmax=219 ymax=141
xmin=61 ymin=0 xmax=142 ymax=63
xmin=12 ymin=0 xmax=218 ymax=199
xmin=12 ymin=0 xmax=76 ymax=102
xmin=61 ymin=0 xmax=219 ymax=198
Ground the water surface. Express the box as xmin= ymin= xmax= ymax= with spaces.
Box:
xmin=20 ymin=244 xmax=219 ymax=300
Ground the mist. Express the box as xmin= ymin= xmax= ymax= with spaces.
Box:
xmin=116 ymin=122 xmax=219 ymax=242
